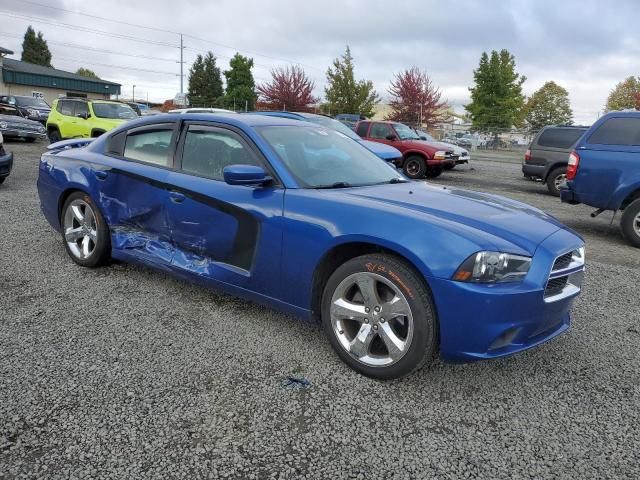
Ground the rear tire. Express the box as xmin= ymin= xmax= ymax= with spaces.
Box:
xmin=48 ymin=129 xmax=62 ymax=144
xmin=546 ymin=167 xmax=567 ymax=196
xmin=321 ymin=253 xmax=437 ymax=379
xmin=61 ymin=192 xmax=111 ymax=267
xmin=403 ymin=155 xmax=426 ymax=179
xmin=620 ymin=199 xmax=640 ymax=248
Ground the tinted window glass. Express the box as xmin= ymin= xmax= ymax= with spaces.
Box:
xmin=74 ymin=102 xmax=89 ymax=117
xmin=537 ymin=128 xmax=586 ymax=149
xmin=181 ymin=127 xmax=258 ymax=180
xmin=58 ymin=101 xmax=74 ymax=116
xmin=92 ymin=103 xmax=137 ymax=120
xmin=369 ymin=123 xmax=393 ymax=139
xmin=588 ymin=118 xmax=640 ymax=146
xmin=356 ymin=122 xmax=369 ymax=137
xmin=124 ymin=130 xmax=173 ymax=166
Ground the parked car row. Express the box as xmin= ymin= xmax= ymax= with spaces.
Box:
xmin=0 ymin=103 xmax=47 ymax=142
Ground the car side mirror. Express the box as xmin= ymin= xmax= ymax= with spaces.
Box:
xmin=223 ymin=165 xmax=272 ymax=186
xmin=385 ymin=134 xmax=397 ymax=141
xmin=76 ymin=112 xmax=90 ymax=120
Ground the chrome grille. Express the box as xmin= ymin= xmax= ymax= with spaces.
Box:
xmin=544 ymin=247 xmax=585 ymax=302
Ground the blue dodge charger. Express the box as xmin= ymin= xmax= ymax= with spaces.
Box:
xmin=37 ymin=114 xmax=585 ymax=379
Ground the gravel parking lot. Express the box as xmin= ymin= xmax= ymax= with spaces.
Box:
xmin=1 ymin=141 xmax=638 ymax=479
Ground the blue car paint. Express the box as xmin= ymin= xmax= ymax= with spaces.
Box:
xmin=249 ymin=111 xmax=403 ymax=162
xmin=38 ymin=113 xmax=584 ymax=361
xmin=561 ymin=111 xmax=640 ymax=211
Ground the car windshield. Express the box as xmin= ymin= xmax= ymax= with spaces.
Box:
xmin=393 ymin=123 xmax=420 ymax=140
xmin=258 ymin=126 xmax=406 ymax=188
xmin=92 ymin=103 xmax=138 ymax=119
xmin=416 ymin=129 xmax=435 ymax=141
xmin=16 ymin=97 xmax=49 ymax=108
xmin=303 ymin=115 xmax=361 ymax=141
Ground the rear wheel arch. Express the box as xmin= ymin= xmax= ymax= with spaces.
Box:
xmin=310 ymin=241 xmax=434 ymax=322
xmin=58 ymin=188 xmax=91 ymax=226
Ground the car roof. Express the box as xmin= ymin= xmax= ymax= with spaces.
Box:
xmin=127 ymin=112 xmax=309 ymax=128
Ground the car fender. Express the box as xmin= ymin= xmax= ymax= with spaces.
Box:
xmin=610 ymin=177 xmax=640 ymax=211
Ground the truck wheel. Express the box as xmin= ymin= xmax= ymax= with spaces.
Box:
xmin=321 ymin=253 xmax=437 ymax=379
xmin=620 ymin=199 xmax=640 ymax=248
xmin=546 ymin=167 xmax=567 ymax=196
xmin=48 ymin=129 xmax=62 ymax=144
xmin=425 ymin=167 xmax=443 ymax=179
xmin=403 ymin=155 xmax=426 ymax=179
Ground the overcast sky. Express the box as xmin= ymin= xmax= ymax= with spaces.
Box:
xmin=1 ymin=0 xmax=638 ymax=124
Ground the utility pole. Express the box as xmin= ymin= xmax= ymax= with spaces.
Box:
xmin=132 ymin=85 xmax=136 ymax=103
xmin=179 ymin=33 xmax=185 ymax=94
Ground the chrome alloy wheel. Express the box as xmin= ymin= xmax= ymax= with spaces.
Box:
xmin=634 ymin=212 xmax=640 ymax=237
xmin=330 ymin=272 xmax=414 ymax=367
xmin=554 ymin=172 xmax=567 ymax=190
xmin=63 ymin=199 xmax=98 ymax=260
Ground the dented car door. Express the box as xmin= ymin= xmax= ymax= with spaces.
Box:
xmin=164 ymin=122 xmax=284 ymax=298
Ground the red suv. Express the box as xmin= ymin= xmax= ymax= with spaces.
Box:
xmin=356 ymin=120 xmax=456 ymax=178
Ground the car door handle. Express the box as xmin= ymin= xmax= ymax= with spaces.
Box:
xmin=169 ymin=191 xmax=185 ymax=203
xmin=94 ymin=170 xmax=108 ymax=180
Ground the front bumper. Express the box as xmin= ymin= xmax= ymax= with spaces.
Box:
xmin=456 ymin=155 xmax=469 ymax=165
xmin=2 ymin=128 xmax=47 ymax=140
xmin=0 ymin=150 xmax=14 ymax=178
xmin=430 ymin=228 xmax=584 ymax=362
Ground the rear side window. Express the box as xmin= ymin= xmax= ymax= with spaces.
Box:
xmin=74 ymin=102 xmax=89 ymax=117
xmin=369 ymin=123 xmax=393 ymax=139
xmin=58 ymin=101 xmax=74 ymax=116
xmin=588 ymin=118 xmax=640 ymax=146
xmin=356 ymin=122 xmax=370 ymax=137
xmin=536 ymin=128 xmax=586 ymax=149
xmin=124 ymin=129 xmax=173 ymax=166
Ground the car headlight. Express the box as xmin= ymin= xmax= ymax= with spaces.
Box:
xmin=433 ymin=151 xmax=447 ymax=160
xmin=0 ymin=121 xmax=7 ymax=129
xmin=38 ymin=125 xmax=45 ymax=132
xmin=453 ymin=251 xmax=531 ymax=283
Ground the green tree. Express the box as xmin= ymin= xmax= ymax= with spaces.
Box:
xmin=605 ymin=76 xmax=640 ymax=112
xmin=465 ymin=49 xmax=526 ymax=131
xmin=324 ymin=46 xmax=379 ymax=117
xmin=525 ymin=81 xmax=573 ymax=131
xmin=188 ymin=51 xmax=224 ymax=107
xmin=222 ymin=53 xmax=257 ymax=111
xmin=76 ymin=68 xmax=100 ymax=79
xmin=21 ymin=26 xmax=52 ymax=67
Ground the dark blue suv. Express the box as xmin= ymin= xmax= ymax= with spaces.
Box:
xmin=561 ymin=111 xmax=640 ymax=247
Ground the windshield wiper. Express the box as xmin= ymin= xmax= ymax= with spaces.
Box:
xmin=369 ymin=178 xmax=409 ymax=185
xmin=313 ymin=182 xmax=353 ymax=189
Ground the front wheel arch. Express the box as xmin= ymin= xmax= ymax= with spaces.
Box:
xmin=310 ymin=241 xmax=434 ymax=322
xmin=91 ymin=129 xmax=106 ymax=138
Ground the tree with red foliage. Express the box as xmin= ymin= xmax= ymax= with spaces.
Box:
xmin=160 ymin=99 xmax=176 ymax=112
xmin=256 ymin=66 xmax=319 ymax=111
xmin=635 ymin=92 xmax=640 ymax=110
xmin=386 ymin=67 xmax=448 ymax=127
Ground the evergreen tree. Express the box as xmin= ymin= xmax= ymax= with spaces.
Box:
xmin=324 ymin=46 xmax=379 ymax=117
xmin=465 ymin=49 xmax=526 ymax=131
xmin=188 ymin=52 xmax=224 ymax=107
xmin=21 ymin=26 xmax=53 ymax=67
xmin=223 ymin=53 xmax=257 ymax=111
xmin=76 ymin=68 xmax=100 ymax=79
xmin=605 ymin=76 xmax=640 ymax=112
xmin=525 ymin=81 xmax=573 ymax=131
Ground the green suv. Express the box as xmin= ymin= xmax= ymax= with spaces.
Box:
xmin=46 ymin=98 xmax=138 ymax=143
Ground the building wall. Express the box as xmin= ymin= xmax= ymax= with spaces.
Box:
xmin=0 ymin=81 xmax=111 ymax=106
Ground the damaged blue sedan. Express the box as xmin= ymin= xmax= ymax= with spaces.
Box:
xmin=37 ymin=114 xmax=585 ymax=379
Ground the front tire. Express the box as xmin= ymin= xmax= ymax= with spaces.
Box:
xmin=620 ymin=199 xmax=640 ymax=248
xmin=403 ymin=155 xmax=426 ymax=179
xmin=48 ymin=129 xmax=62 ymax=144
xmin=61 ymin=192 xmax=111 ymax=267
xmin=546 ymin=167 xmax=567 ymax=196
xmin=321 ymin=254 xmax=437 ymax=379
xmin=425 ymin=167 xmax=443 ymax=178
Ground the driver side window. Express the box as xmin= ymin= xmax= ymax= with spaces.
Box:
xmin=181 ymin=126 xmax=259 ymax=180
xmin=369 ymin=123 xmax=393 ymax=140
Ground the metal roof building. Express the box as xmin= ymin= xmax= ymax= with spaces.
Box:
xmin=0 ymin=47 xmax=121 ymax=105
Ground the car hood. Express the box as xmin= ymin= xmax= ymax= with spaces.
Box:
xmin=342 ymin=182 xmax=565 ymax=254
xmin=359 ymin=139 xmax=402 ymax=160
xmin=0 ymin=114 xmax=44 ymax=128
xmin=400 ymin=139 xmax=452 ymax=154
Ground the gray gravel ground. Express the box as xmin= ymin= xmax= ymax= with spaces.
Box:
xmin=1 ymin=141 xmax=638 ymax=479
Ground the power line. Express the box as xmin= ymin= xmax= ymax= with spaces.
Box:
xmin=54 ymin=57 xmax=178 ymax=76
xmin=0 ymin=11 xmax=177 ymax=47
xmin=0 ymin=31 xmax=177 ymax=63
